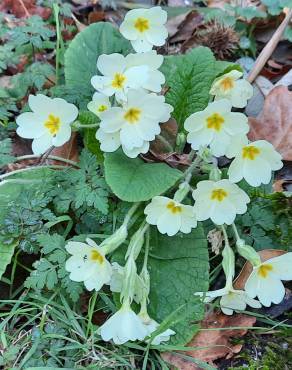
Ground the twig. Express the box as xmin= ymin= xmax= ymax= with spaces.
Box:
xmin=38 ymin=146 xmax=55 ymax=165
xmin=14 ymin=154 xmax=79 ymax=167
xmin=248 ymin=9 xmax=292 ymax=83
xmin=17 ymin=0 xmax=30 ymax=17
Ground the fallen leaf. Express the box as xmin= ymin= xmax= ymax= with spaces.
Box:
xmin=150 ymin=118 xmax=178 ymax=155
xmin=207 ymin=0 xmax=230 ymax=8
xmin=88 ymin=10 xmax=106 ymax=24
xmin=0 ymin=0 xmax=51 ymax=19
xmin=166 ymin=12 xmax=190 ymax=38
xmin=162 ymin=311 xmax=257 ymax=369
xmin=234 ymin=249 xmax=286 ymax=290
xmin=50 ymin=132 xmax=79 ymax=165
xmin=207 ymin=229 xmax=223 ymax=255
xmin=169 ymin=11 xmax=204 ymax=44
xmin=248 ymin=86 xmax=292 ymax=161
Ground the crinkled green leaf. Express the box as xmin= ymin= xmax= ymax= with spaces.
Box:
xmin=104 ymin=150 xmax=182 ymax=202
xmin=148 ymin=225 xmax=209 ymax=345
xmin=64 ymin=22 xmax=132 ymax=105
xmin=161 ymin=47 xmax=227 ymax=129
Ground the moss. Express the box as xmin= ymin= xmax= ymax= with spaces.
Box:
xmin=223 ymin=332 xmax=292 ymax=370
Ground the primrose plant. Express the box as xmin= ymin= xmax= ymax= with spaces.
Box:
xmin=15 ymin=6 xmax=292 ymax=346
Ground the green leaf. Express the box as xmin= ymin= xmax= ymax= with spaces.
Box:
xmin=0 ymin=241 xmax=18 ymax=280
xmin=64 ymin=22 xmax=132 ymax=105
xmin=104 ymin=150 xmax=182 ymax=202
xmin=161 ymin=47 xmax=219 ymax=128
xmin=148 ymin=225 xmax=209 ymax=345
xmin=0 ymin=138 xmax=14 ymax=167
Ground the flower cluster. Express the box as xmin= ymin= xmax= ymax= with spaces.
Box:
xmin=13 ymin=4 xmax=290 ymax=346
xmin=65 ymin=219 xmax=175 ymax=345
xmin=90 ymin=7 xmax=172 ymax=158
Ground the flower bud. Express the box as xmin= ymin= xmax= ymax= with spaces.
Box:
xmin=100 ymin=224 xmax=128 ymax=254
xmin=176 ymin=132 xmax=186 ymax=153
xmin=222 ymin=245 xmax=235 ymax=287
xmin=236 ymin=239 xmax=261 ymax=266
xmin=209 ymin=166 xmax=222 ymax=181
xmin=173 ymin=181 xmax=191 ymax=202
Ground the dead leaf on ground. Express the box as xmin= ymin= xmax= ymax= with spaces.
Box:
xmin=50 ymin=132 xmax=79 ymax=165
xmin=0 ymin=0 xmax=51 ymax=19
xmin=88 ymin=10 xmax=106 ymax=24
xmin=162 ymin=311 xmax=257 ymax=369
xmin=150 ymin=118 xmax=178 ymax=155
xmin=166 ymin=12 xmax=191 ymax=39
xmin=169 ymin=11 xmax=204 ymax=44
xmin=234 ymin=249 xmax=286 ymax=290
xmin=248 ymin=86 xmax=292 ymax=161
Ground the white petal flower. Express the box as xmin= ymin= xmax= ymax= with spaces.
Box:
xmin=91 ymin=53 xmax=149 ymax=101
xmin=225 ymin=135 xmax=283 ymax=187
xmin=16 ymin=94 xmax=78 ymax=155
xmin=192 ymin=179 xmax=250 ymax=225
xmin=99 ymin=89 xmax=172 ymax=154
xmin=245 ymin=253 xmax=292 ymax=307
xmin=139 ymin=312 xmax=175 ymax=344
xmin=120 ymin=7 xmax=168 ymax=53
xmin=125 ymin=50 xmax=165 ymax=92
xmin=96 ymin=127 xmax=150 ymax=158
xmin=96 ymin=128 xmax=121 ymax=153
xmin=198 ymin=287 xmax=261 ymax=315
xmin=184 ymin=99 xmax=249 ymax=157
xmin=65 ymin=239 xmax=112 ymax=292
xmin=99 ymin=301 xmax=148 ymax=344
xmin=87 ymin=92 xmax=111 ymax=117
xmin=210 ymin=70 xmax=253 ymax=108
xmin=144 ymin=196 xmax=197 ymax=236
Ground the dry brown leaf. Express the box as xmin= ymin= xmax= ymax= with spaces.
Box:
xmin=169 ymin=11 xmax=204 ymax=44
xmin=248 ymin=86 xmax=292 ymax=161
xmin=166 ymin=12 xmax=190 ymax=38
xmin=150 ymin=118 xmax=178 ymax=155
xmin=234 ymin=249 xmax=286 ymax=290
xmin=50 ymin=132 xmax=79 ymax=165
xmin=162 ymin=311 xmax=256 ymax=369
xmin=0 ymin=0 xmax=51 ymax=19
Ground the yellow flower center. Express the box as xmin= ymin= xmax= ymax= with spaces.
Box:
xmin=90 ymin=250 xmax=104 ymax=264
xmin=98 ymin=104 xmax=108 ymax=113
xmin=211 ymin=188 xmax=228 ymax=202
xmin=242 ymin=145 xmax=261 ymax=160
xmin=257 ymin=264 xmax=273 ymax=278
xmin=112 ymin=73 xmax=126 ymax=89
xmin=206 ymin=113 xmax=225 ymax=131
xmin=220 ymin=76 xmax=234 ymax=91
xmin=124 ymin=108 xmax=141 ymax=124
xmin=166 ymin=201 xmax=182 ymax=214
xmin=44 ymin=114 xmax=61 ymax=135
xmin=134 ymin=17 xmax=149 ymax=33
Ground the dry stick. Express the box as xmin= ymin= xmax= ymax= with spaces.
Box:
xmin=17 ymin=0 xmax=30 ymax=17
xmin=248 ymin=8 xmax=292 ymax=84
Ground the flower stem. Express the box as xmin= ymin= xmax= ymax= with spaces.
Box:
xmin=142 ymin=228 xmax=150 ymax=271
xmin=182 ymin=154 xmax=201 ymax=182
xmin=53 ymin=4 xmax=61 ymax=85
xmin=14 ymin=154 xmax=79 ymax=167
xmin=123 ymin=203 xmax=141 ymax=227
xmin=0 ymin=165 xmax=68 ymax=181
xmin=231 ymin=222 xmax=241 ymax=241
xmin=156 ymin=134 xmax=173 ymax=152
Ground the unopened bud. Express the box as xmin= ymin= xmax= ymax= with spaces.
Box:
xmin=236 ymin=240 xmax=261 ymax=266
